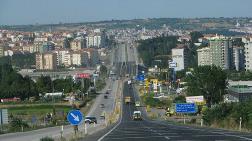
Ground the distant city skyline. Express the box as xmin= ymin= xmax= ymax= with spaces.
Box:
xmin=0 ymin=0 xmax=252 ymax=25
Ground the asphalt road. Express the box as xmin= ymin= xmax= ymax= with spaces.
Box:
xmin=0 ymin=47 xmax=122 ymax=141
xmin=84 ymin=42 xmax=252 ymax=141
xmin=84 ymin=82 xmax=252 ymax=141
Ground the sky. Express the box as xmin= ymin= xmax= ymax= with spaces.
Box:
xmin=0 ymin=0 xmax=251 ymax=25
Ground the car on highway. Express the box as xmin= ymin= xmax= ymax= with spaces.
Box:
xmin=132 ymin=111 xmax=142 ymax=120
xmin=100 ymin=104 xmax=105 ymax=108
xmin=104 ymin=95 xmax=108 ymax=99
xmin=124 ymin=96 xmax=131 ymax=104
xmin=100 ymin=111 xmax=106 ymax=120
xmin=85 ymin=116 xmax=97 ymax=124
xmin=135 ymin=101 xmax=140 ymax=107
xmin=105 ymin=91 xmax=109 ymax=94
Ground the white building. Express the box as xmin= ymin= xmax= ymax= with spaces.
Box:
xmin=172 ymin=45 xmax=188 ymax=71
xmin=72 ymin=53 xmax=82 ymax=66
xmin=54 ymin=49 xmax=70 ymax=66
xmin=85 ymin=34 xmax=101 ymax=48
xmin=197 ymin=47 xmax=212 ymax=66
xmin=63 ymin=53 xmax=72 ymax=67
xmin=244 ymin=40 xmax=252 ymax=71
xmin=72 ymin=52 xmax=89 ymax=66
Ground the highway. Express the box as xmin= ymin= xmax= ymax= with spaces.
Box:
xmin=85 ymin=82 xmax=252 ymax=141
xmin=84 ymin=42 xmax=252 ymax=141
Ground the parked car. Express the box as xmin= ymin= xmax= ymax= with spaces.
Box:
xmin=85 ymin=116 xmax=97 ymax=124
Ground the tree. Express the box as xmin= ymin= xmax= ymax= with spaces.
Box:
xmin=186 ymin=66 xmax=227 ymax=107
xmin=0 ymin=64 xmax=38 ymax=99
xmin=190 ymin=31 xmax=203 ymax=43
xmin=100 ymin=65 xmax=107 ymax=77
xmin=36 ymin=76 xmax=52 ymax=94
xmin=137 ymin=36 xmax=178 ymax=67
xmin=173 ymin=95 xmax=186 ymax=103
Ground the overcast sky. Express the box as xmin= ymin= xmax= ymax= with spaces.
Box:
xmin=0 ymin=0 xmax=251 ymax=25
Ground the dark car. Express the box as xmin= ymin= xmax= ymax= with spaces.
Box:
xmin=104 ymin=95 xmax=108 ymax=99
xmin=85 ymin=116 xmax=97 ymax=124
xmin=100 ymin=104 xmax=105 ymax=108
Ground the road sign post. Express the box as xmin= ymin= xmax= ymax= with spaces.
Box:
xmin=84 ymin=123 xmax=87 ymax=135
xmin=183 ymin=115 xmax=186 ymax=124
xmin=67 ymin=110 xmax=84 ymax=135
xmin=239 ymin=117 xmax=242 ymax=131
xmin=67 ymin=110 xmax=84 ymax=125
xmin=60 ymin=125 xmax=63 ymax=138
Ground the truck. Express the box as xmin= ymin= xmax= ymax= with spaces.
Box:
xmin=132 ymin=111 xmax=142 ymax=120
xmin=124 ymin=96 xmax=131 ymax=104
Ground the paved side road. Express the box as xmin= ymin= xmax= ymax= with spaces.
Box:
xmin=0 ymin=79 xmax=120 ymax=141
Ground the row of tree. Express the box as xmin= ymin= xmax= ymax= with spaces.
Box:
xmin=0 ymin=64 xmax=88 ymax=100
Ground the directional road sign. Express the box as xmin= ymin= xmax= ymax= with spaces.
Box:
xmin=136 ymin=74 xmax=145 ymax=81
xmin=175 ymin=103 xmax=196 ymax=113
xmin=67 ymin=110 xmax=83 ymax=125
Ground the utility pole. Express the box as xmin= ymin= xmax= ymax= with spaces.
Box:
xmin=239 ymin=117 xmax=242 ymax=131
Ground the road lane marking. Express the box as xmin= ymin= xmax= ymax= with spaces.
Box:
xmin=211 ymin=132 xmax=252 ymax=140
xmin=97 ymin=80 xmax=124 ymax=141
xmin=104 ymin=135 xmax=172 ymax=140
xmin=164 ymin=136 xmax=170 ymax=139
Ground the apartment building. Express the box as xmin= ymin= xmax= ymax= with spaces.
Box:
xmin=72 ymin=52 xmax=89 ymax=66
xmin=53 ymin=49 xmax=70 ymax=66
xmin=244 ymin=40 xmax=252 ymax=71
xmin=36 ymin=53 xmax=57 ymax=70
xmin=197 ymin=37 xmax=233 ymax=70
xmin=197 ymin=47 xmax=212 ymax=66
xmin=63 ymin=53 xmax=72 ymax=67
xmin=71 ymin=37 xmax=84 ymax=51
xmin=85 ymin=34 xmax=101 ymax=48
xmin=22 ymin=44 xmax=40 ymax=53
xmin=40 ymin=42 xmax=55 ymax=53
xmin=233 ymin=46 xmax=245 ymax=71
xmin=88 ymin=49 xmax=99 ymax=67
xmin=0 ymin=44 xmax=5 ymax=57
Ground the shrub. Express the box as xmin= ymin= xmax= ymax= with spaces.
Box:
xmin=40 ymin=137 xmax=54 ymax=141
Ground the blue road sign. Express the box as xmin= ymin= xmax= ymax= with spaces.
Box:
xmin=67 ymin=110 xmax=83 ymax=125
xmin=175 ymin=103 xmax=196 ymax=113
xmin=136 ymin=74 xmax=145 ymax=81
